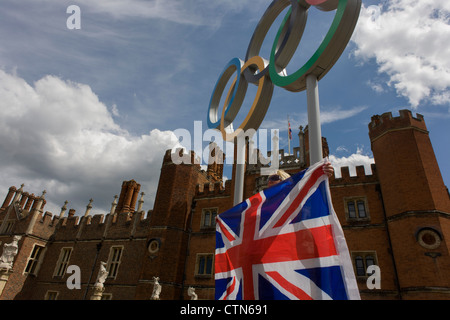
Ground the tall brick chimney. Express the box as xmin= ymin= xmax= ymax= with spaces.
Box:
xmin=115 ymin=180 xmax=141 ymax=214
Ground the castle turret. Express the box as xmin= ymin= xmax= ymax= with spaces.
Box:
xmin=135 ymin=148 xmax=210 ymax=300
xmin=369 ymin=110 xmax=449 ymax=215
xmin=369 ymin=109 xmax=450 ymax=299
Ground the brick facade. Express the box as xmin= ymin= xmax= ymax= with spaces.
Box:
xmin=0 ymin=109 xmax=449 ymax=300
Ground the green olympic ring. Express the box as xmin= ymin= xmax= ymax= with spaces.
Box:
xmin=207 ymin=0 xmax=361 ymax=141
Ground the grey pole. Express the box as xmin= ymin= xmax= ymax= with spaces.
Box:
xmin=233 ymin=136 xmax=246 ymax=205
xmin=306 ymin=73 xmax=323 ymax=165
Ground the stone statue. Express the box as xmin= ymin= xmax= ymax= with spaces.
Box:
xmin=94 ymin=261 xmax=108 ymax=290
xmin=150 ymin=276 xmax=161 ymax=300
xmin=0 ymin=236 xmax=22 ymax=270
xmin=187 ymin=287 xmax=198 ymax=300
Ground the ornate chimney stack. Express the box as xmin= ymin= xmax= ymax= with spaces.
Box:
xmin=26 ymin=190 xmax=46 ymax=235
xmin=115 ymin=180 xmax=141 ymax=214
xmin=1 ymin=186 xmax=17 ymax=209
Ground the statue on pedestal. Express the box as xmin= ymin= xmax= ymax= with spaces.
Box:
xmin=188 ymin=287 xmax=198 ymax=300
xmin=0 ymin=236 xmax=22 ymax=271
xmin=150 ymin=276 xmax=161 ymax=300
xmin=94 ymin=261 xmax=108 ymax=290
xmin=91 ymin=261 xmax=109 ymax=300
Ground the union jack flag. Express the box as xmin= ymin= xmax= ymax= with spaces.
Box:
xmin=288 ymin=120 xmax=292 ymax=140
xmin=215 ymin=159 xmax=360 ymax=300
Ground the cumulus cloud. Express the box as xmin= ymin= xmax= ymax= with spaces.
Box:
xmin=329 ymin=146 xmax=375 ymax=178
xmin=0 ymin=69 xmax=180 ymax=216
xmin=352 ymin=0 xmax=450 ymax=108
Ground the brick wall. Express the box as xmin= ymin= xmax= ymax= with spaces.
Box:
xmin=1 ymin=110 xmax=449 ymax=300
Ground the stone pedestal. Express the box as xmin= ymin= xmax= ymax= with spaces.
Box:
xmin=90 ymin=286 xmax=104 ymax=300
xmin=0 ymin=268 xmax=13 ymax=298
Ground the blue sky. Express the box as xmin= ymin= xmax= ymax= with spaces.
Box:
xmin=0 ymin=0 xmax=449 ymax=216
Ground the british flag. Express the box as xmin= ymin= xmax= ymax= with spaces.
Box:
xmin=288 ymin=120 xmax=292 ymax=140
xmin=215 ymin=159 xmax=360 ymax=300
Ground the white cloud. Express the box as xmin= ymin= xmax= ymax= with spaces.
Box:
xmin=111 ymin=104 xmax=120 ymax=117
xmin=261 ymin=105 xmax=367 ymax=131
xmin=335 ymin=145 xmax=349 ymax=153
xmin=319 ymin=106 xmax=368 ymax=124
xmin=352 ymin=0 xmax=450 ymax=108
xmin=0 ymin=69 xmax=181 ymax=216
xmin=366 ymin=80 xmax=385 ymax=93
xmin=329 ymin=146 xmax=375 ymax=178
xmin=257 ymin=106 xmax=368 ymax=156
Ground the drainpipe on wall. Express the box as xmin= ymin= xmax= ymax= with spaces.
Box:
xmin=180 ymin=200 xmax=196 ymax=300
xmin=376 ymin=184 xmax=402 ymax=300
xmin=83 ymin=241 xmax=102 ymax=300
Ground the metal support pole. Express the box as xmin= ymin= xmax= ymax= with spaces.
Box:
xmin=233 ymin=136 xmax=246 ymax=205
xmin=287 ymin=116 xmax=291 ymax=156
xmin=306 ymin=73 xmax=323 ymax=165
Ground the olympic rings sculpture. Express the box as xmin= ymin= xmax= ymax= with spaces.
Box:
xmin=207 ymin=0 xmax=361 ymax=141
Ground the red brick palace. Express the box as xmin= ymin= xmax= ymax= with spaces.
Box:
xmin=0 ymin=109 xmax=449 ymax=300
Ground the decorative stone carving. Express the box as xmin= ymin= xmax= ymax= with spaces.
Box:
xmin=187 ymin=287 xmax=198 ymax=300
xmin=91 ymin=261 xmax=109 ymax=300
xmin=150 ymin=276 xmax=161 ymax=300
xmin=94 ymin=261 xmax=108 ymax=290
xmin=0 ymin=235 xmax=22 ymax=270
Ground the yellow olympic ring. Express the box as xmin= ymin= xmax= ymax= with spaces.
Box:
xmin=219 ymin=56 xmax=274 ymax=142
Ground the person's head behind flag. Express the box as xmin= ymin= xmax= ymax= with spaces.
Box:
xmin=267 ymin=162 xmax=334 ymax=188
xmin=267 ymin=170 xmax=291 ymax=188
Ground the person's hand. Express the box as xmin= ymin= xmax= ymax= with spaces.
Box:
xmin=323 ymin=161 xmax=334 ymax=177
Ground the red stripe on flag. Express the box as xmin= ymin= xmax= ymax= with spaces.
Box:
xmin=274 ymin=166 xmax=324 ymax=228
xmin=223 ymin=277 xmax=236 ymax=300
xmin=215 ymin=224 xmax=337 ymax=276
xmin=266 ymin=271 xmax=313 ymax=300
xmin=217 ymin=218 xmax=236 ymax=242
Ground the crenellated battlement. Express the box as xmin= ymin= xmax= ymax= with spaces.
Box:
xmin=54 ymin=210 xmax=151 ymax=241
xmin=331 ymin=163 xmax=378 ymax=185
xmin=368 ymin=109 xmax=427 ymax=142
xmin=0 ymin=179 xmax=153 ymax=243
xmin=163 ymin=148 xmax=202 ymax=168
xmin=195 ymin=179 xmax=232 ymax=198
xmin=30 ymin=211 xmax=59 ymax=238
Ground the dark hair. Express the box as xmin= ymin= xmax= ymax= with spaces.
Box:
xmin=268 ymin=174 xmax=281 ymax=182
